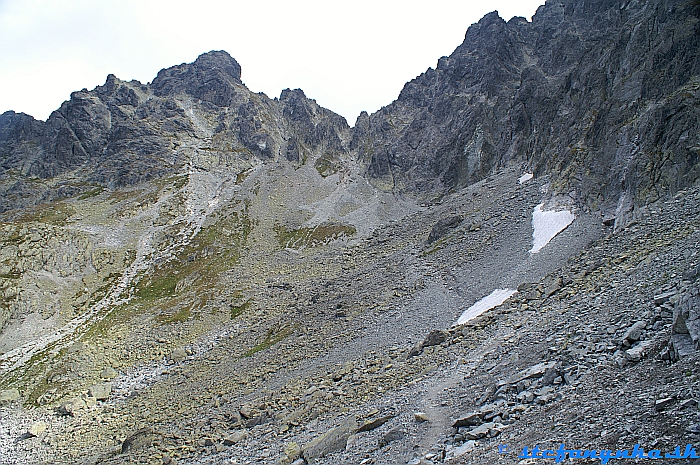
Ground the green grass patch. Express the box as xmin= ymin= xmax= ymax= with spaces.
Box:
xmin=230 ymin=299 xmax=252 ymax=319
xmin=421 ymin=236 xmax=447 ymax=256
xmin=0 ymin=227 xmax=25 ymax=246
xmin=243 ymin=324 xmax=295 ymax=357
xmin=77 ymin=186 xmax=105 ymax=200
xmin=83 ymin=303 xmax=137 ymax=340
xmin=172 ymin=175 xmax=189 ymax=189
xmin=156 ymin=306 xmax=191 ymax=324
xmin=275 ymin=222 xmax=356 ymax=249
xmin=133 ymin=203 xmax=252 ymax=312
xmin=17 ymin=202 xmax=74 ymax=226
xmin=135 ymin=273 xmax=179 ymax=301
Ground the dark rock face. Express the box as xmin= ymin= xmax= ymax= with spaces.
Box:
xmin=353 ymin=0 xmax=700 ymax=215
xmin=151 ymin=50 xmax=243 ymax=107
xmin=279 ymin=88 xmax=349 ymax=169
xmin=0 ymin=111 xmax=44 ymax=169
xmin=0 ymin=51 xmax=351 ymax=212
xmin=427 ymin=215 xmax=463 ymax=244
xmin=1 ymin=1 xmax=699 ymax=218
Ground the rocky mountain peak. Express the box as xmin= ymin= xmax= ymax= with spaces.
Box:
xmin=151 ymin=50 xmax=243 ymax=106
xmin=0 ymin=2 xmax=699 ymax=464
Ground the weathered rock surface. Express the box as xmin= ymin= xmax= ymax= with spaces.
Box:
xmin=353 ymin=0 xmax=700 ymax=220
xmin=0 ymin=388 xmax=20 ymax=404
xmin=302 ymin=417 xmax=358 ymax=463
xmin=0 ymin=1 xmax=699 ymax=465
xmin=87 ymin=383 xmax=111 ymax=401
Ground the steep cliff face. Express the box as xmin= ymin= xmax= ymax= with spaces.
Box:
xmin=2 ymin=0 xmax=698 ymax=219
xmin=0 ymin=51 xmax=351 ymax=213
xmin=354 ymin=0 xmax=700 ymax=221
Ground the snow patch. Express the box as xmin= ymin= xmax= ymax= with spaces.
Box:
xmin=455 ymin=289 xmax=517 ymax=326
xmin=529 ymin=204 xmax=575 ymax=254
xmin=518 ymin=173 xmax=533 ymax=184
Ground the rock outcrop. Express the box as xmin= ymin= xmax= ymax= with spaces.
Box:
xmin=0 ymin=51 xmax=351 ymax=213
xmin=353 ymin=0 xmax=700 ymax=222
xmin=1 ymin=2 xmax=699 ymax=464
xmin=3 ymin=1 xmax=700 ymax=221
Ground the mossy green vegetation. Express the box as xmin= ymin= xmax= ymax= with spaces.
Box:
xmin=172 ymin=174 xmax=189 ymax=189
xmin=0 ymin=226 xmax=25 ymax=246
xmin=314 ymin=152 xmax=342 ymax=177
xmin=156 ymin=306 xmax=191 ymax=324
xmin=132 ymin=201 xmax=252 ymax=320
xmin=136 ymin=274 xmax=179 ymax=301
xmin=83 ymin=302 xmax=138 ymax=340
xmin=230 ymin=299 xmax=252 ymax=319
xmin=421 ymin=237 xmax=447 ymax=256
xmin=243 ymin=324 xmax=295 ymax=357
xmin=275 ymin=222 xmax=356 ymax=249
xmin=77 ymin=186 xmax=105 ymax=200
xmin=17 ymin=202 xmax=74 ymax=226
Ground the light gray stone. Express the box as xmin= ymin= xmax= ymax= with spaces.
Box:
xmin=655 ymin=397 xmax=674 ymax=411
xmin=414 ymin=412 xmax=429 ymax=422
xmin=100 ymin=367 xmax=117 ymax=379
xmin=222 ymin=431 xmax=248 ymax=446
xmin=88 ymin=383 xmax=111 ymax=401
xmin=465 ymin=422 xmax=495 ymax=439
xmin=302 ymin=417 xmax=357 ymax=463
xmin=170 ymin=348 xmax=187 ymax=362
xmin=0 ymin=388 xmax=20 ymax=404
xmin=623 ymin=321 xmax=646 ymax=343
xmin=28 ymin=422 xmax=47 ymax=437
xmin=670 ymin=333 xmax=695 ymax=360
xmin=59 ymin=398 xmax=86 ymax=415
xmin=452 ymin=412 xmax=481 ymax=428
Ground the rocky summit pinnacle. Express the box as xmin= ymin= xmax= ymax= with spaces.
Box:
xmin=0 ymin=1 xmax=699 ymax=464
xmin=151 ymin=51 xmax=243 ymax=105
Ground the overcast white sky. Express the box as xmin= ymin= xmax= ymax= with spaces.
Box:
xmin=0 ymin=0 xmax=545 ymax=126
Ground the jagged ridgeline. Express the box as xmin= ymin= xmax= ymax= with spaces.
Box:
xmin=2 ymin=0 xmax=699 ymax=214
xmin=0 ymin=50 xmax=351 ymax=212
xmin=0 ymin=0 xmax=699 ymax=463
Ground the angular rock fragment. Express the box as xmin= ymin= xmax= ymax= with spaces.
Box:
xmin=464 ymin=422 xmax=496 ymax=439
xmin=28 ymin=422 xmax=47 ymax=437
xmin=452 ymin=412 xmax=482 ymax=428
xmin=622 ymin=321 xmax=646 ymax=343
xmin=222 ymin=431 xmax=248 ymax=446
xmin=414 ymin=412 xmax=429 ymax=423
xmin=378 ymin=427 xmax=405 ymax=447
xmin=121 ymin=428 xmax=163 ymax=453
xmin=59 ymin=398 xmax=86 ymax=416
xmin=302 ymin=417 xmax=357 ymax=463
xmin=0 ymin=388 xmax=20 ymax=405
xmin=88 ymin=383 xmax=112 ymax=401
xmin=357 ymin=415 xmax=393 ymax=432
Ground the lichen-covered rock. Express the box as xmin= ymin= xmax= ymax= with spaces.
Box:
xmin=0 ymin=388 xmax=20 ymax=405
xmin=88 ymin=383 xmax=111 ymax=401
xmin=302 ymin=416 xmax=357 ymax=463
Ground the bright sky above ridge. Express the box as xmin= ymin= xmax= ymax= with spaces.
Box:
xmin=0 ymin=0 xmax=545 ymax=126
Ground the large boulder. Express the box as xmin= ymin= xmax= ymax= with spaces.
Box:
xmin=302 ymin=416 xmax=357 ymax=463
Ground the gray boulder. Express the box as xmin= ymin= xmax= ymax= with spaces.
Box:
xmin=302 ymin=417 xmax=357 ymax=463
xmin=0 ymin=388 xmax=20 ymax=405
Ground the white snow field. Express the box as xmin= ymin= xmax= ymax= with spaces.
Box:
xmin=529 ymin=203 xmax=575 ymax=254
xmin=518 ymin=173 xmax=533 ymax=184
xmin=455 ymin=289 xmax=517 ymax=326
